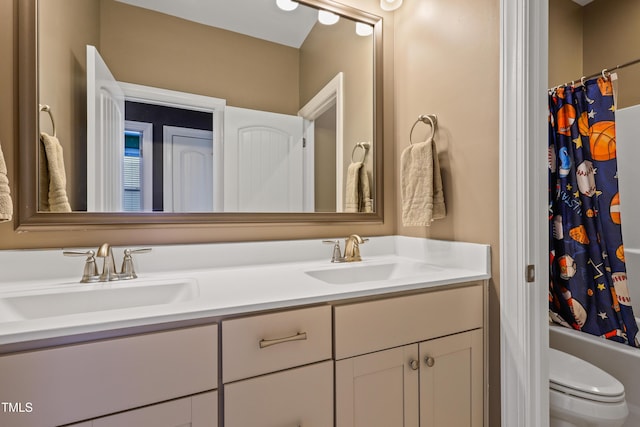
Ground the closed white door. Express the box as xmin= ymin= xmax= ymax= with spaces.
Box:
xmin=224 ymin=106 xmax=305 ymax=212
xmin=86 ymin=45 xmax=125 ymax=212
xmin=163 ymin=126 xmax=214 ymax=212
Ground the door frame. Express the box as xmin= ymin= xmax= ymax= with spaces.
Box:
xmin=119 ymin=82 xmax=226 ymax=210
xmin=500 ymin=0 xmax=549 ymax=426
xmin=298 ymin=72 xmax=345 ymax=212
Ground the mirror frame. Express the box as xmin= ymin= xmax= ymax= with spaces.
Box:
xmin=17 ymin=0 xmax=384 ymax=230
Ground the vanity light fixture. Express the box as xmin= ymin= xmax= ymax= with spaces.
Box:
xmin=318 ymin=9 xmax=340 ymax=25
xmin=355 ymin=22 xmax=373 ymax=36
xmin=380 ymin=0 xmax=403 ymax=11
xmin=276 ymin=0 xmax=299 ymax=11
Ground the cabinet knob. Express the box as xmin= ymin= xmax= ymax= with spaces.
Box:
xmin=425 ymin=356 xmax=435 ymax=367
xmin=409 ymin=359 xmax=419 ymax=370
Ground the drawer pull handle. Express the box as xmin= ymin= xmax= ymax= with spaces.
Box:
xmin=259 ymin=332 xmax=308 ymax=349
xmin=409 ymin=359 xmax=419 ymax=370
xmin=425 ymin=356 xmax=435 ymax=367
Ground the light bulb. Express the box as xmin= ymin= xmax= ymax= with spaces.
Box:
xmin=380 ymin=0 xmax=403 ymax=11
xmin=318 ymin=10 xmax=340 ymax=25
xmin=276 ymin=0 xmax=298 ymax=12
xmin=356 ymin=22 xmax=373 ymax=36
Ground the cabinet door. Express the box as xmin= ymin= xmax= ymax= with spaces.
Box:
xmin=336 ymin=344 xmax=419 ymax=427
xmin=419 ymin=329 xmax=483 ymax=427
xmin=224 ymin=361 xmax=333 ymax=427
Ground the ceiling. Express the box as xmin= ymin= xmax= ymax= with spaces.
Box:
xmin=116 ymin=0 xmax=319 ymax=48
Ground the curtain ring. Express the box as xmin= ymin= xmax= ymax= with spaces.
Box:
xmin=580 ymin=76 xmax=586 ymax=86
xmin=409 ymin=114 xmax=436 ymax=145
xmin=602 ymin=68 xmax=608 ymax=79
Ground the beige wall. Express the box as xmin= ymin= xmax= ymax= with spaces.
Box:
xmin=394 ymin=0 xmax=501 ymax=424
xmin=583 ymin=0 xmax=640 ymax=108
xmin=99 ymin=0 xmax=300 ymax=115
xmin=39 ymin=0 xmax=100 ymax=210
xmin=300 ymin=17 xmax=374 ymax=204
xmin=549 ymin=0 xmax=640 ymax=108
xmin=548 ymin=0 xmax=583 ymax=87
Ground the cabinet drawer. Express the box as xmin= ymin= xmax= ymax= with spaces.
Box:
xmin=222 ymin=305 xmax=331 ymax=383
xmin=224 ymin=360 xmax=333 ymax=427
xmin=334 ymin=283 xmax=483 ymax=359
xmin=0 ymin=324 xmax=218 ymax=427
xmin=68 ymin=391 xmax=217 ymax=427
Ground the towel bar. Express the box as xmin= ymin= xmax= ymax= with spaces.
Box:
xmin=39 ymin=104 xmax=56 ymax=137
xmin=409 ymin=114 xmax=437 ymax=145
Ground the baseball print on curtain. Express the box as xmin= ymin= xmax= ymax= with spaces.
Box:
xmin=548 ymin=76 xmax=639 ymax=347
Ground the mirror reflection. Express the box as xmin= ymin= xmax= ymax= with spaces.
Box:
xmin=38 ymin=0 xmax=375 ymax=214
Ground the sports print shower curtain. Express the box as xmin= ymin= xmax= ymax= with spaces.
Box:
xmin=548 ymin=76 xmax=639 ymax=347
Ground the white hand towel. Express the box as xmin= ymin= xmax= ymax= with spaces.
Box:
xmin=400 ymin=137 xmax=446 ymax=226
xmin=39 ymin=132 xmax=71 ymax=212
xmin=0 ymin=142 xmax=13 ymax=222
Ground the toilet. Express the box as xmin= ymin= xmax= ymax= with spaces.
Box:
xmin=549 ymin=348 xmax=629 ymax=427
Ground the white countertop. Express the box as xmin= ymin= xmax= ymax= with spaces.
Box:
xmin=0 ymin=236 xmax=491 ymax=348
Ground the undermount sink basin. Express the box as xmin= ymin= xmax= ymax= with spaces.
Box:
xmin=305 ymin=260 xmax=442 ymax=285
xmin=0 ymin=278 xmax=199 ymax=321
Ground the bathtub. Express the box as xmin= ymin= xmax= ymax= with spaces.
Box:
xmin=550 ymin=322 xmax=640 ymax=427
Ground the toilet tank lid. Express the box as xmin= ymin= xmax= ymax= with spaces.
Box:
xmin=549 ymin=348 xmax=625 ymax=399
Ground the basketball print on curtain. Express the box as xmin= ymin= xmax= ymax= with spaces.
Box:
xmin=548 ymin=76 xmax=639 ymax=347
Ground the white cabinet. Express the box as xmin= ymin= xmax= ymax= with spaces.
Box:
xmin=1 ymin=281 xmax=485 ymax=427
xmin=419 ymin=330 xmax=483 ymax=427
xmin=0 ymin=325 xmax=219 ymax=427
xmin=336 ymin=344 xmax=420 ymax=426
xmin=225 ymin=361 xmax=333 ymax=427
xmin=222 ymin=306 xmax=333 ymax=427
xmin=334 ymin=283 xmax=485 ymax=427
xmin=67 ymin=391 xmax=217 ymax=427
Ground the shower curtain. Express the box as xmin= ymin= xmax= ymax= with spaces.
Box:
xmin=549 ymin=76 xmax=639 ymax=347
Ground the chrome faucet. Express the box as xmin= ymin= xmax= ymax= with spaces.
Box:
xmin=96 ymin=243 xmax=119 ymax=282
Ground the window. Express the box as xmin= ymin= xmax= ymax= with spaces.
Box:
xmin=123 ymin=131 xmax=143 ymax=212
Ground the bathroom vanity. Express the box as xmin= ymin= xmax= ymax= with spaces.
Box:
xmin=0 ymin=236 xmax=490 ymax=427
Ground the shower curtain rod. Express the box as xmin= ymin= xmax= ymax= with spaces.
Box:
xmin=550 ymin=56 xmax=640 ymax=91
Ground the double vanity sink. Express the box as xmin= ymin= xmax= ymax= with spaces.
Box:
xmin=0 ymin=235 xmax=491 ymax=427
xmin=0 ymin=260 xmax=444 ymax=321
xmin=0 ymin=235 xmax=490 ymax=348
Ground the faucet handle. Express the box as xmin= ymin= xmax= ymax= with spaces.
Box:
xmin=63 ymin=250 xmax=99 ymax=283
xmin=322 ymin=240 xmax=346 ymax=263
xmin=120 ymin=248 xmax=152 ymax=279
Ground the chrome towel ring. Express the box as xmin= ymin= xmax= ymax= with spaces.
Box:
xmin=351 ymin=142 xmax=370 ymax=163
xmin=409 ymin=114 xmax=437 ymax=145
xmin=39 ymin=104 xmax=56 ymax=137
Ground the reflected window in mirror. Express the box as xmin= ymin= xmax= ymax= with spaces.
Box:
xmin=123 ymin=131 xmax=143 ymax=212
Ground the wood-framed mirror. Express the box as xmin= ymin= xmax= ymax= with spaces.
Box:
xmin=17 ymin=0 xmax=383 ymax=230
